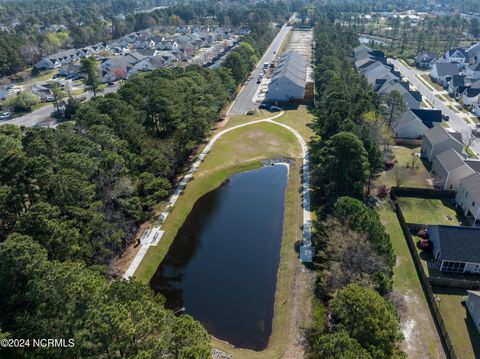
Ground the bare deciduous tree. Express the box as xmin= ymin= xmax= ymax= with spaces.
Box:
xmin=393 ymin=166 xmax=408 ymax=187
xmin=463 ymin=127 xmax=477 ymax=158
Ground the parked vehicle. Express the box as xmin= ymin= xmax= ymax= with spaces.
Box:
xmin=0 ymin=112 xmax=12 ymax=120
xmin=442 ymin=114 xmax=449 ymax=121
xmin=41 ymin=96 xmax=55 ymax=103
xmin=259 ymin=103 xmax=269 ymax=109
xmin=263 ymin=62 xmax=269 ymax=69
xmin=77 ymin=95 xmax=87 ymax=102
xmin=473 ymin=124 xmax=480 ymax=137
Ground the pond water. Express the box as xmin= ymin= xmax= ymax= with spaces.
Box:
xmin=150 ymin=165 xmax=288 ymax=350
xmin=359 ymin=35 xmax=387 ymax=46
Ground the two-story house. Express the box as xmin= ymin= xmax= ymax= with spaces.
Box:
xmin=421 ymin=126 xmax=464 ymax=162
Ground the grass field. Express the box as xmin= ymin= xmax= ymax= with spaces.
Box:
xmin=397 ymin=197 xmax=461 ymax=225
xmin=433 ymin=286 xmax=480 ymax=359
xmin=378 ymin=202 xmax=445 ymax=359
xmin=134 ymin=117 xmax=313 ymax=358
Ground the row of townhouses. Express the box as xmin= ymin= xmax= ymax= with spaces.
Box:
xmin=34 ymin=25 xmax=236 ymax=83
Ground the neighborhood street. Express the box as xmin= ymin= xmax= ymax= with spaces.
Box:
xmin=391 ymin=59 xmax=480 ymax=155
xmin=228 ymin=23 xmax=292 ymax=115
xmin=1 ymin=84 xmax=119 ymax=128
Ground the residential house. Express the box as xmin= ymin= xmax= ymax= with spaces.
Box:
xmin=461 ymin=87 xmax=480 ymax=107
xmin=156 ymin=51 xmax=177 ymax=66
xmin=466 ymin=290 xmax=480 ymax=333
xmin=430 ymin=63 xmax=460 ymax=86
xmin=353 ymin=44 xmax=385 ymax=62
xmin=448 ymin=75 xmax=466 ymax=96
xmin=34 ymin=49 xmax=80 ymax=70
xmin=265 ymin=51 xmax=306 ymax=102
xmin=431 ymin=148 xmax=474 ymax=190
xmin=473 ymin=100 xmax=480 ymax=116
xmin=442 ymin=47 xmax=468 ymax=65
xmin=58 ymin=63 xmax=81 ymax=77
xmin=392 ymin=109 xmax=442 ymax=138
xmin=456 ymin=173 xmax=480 ymax=224
xmin=377 ymin=80 xmax=422 ymax=109
xmin=134 ymin=48 xmax=160 ymax=58
xmin=428 ymin=225 xmax=480 ymax=273
xmin=421 ymin=126 xmax=464 ymax=161
xmin=131 ymin=55 xmax=166 ymax=73
xmin=100 ymin=55 xmax=137 ymax=82
xmin=466 ymin=43 xmax=480 ymax=64
xmin=363 ymin=65 xmax=400 ymax=88
xmin=465 ymin=62 xmax=480 ymax=81
xmin=415 ymin=51 xmax=437 ymax=69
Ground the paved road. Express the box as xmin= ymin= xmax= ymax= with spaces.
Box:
xmin=391 ymin=59 xmax=480 ymax=155
xmin=228 ymin=23 xmax=292 ymax=115
xmin=0 ymin=84 xmax=119 ymax=128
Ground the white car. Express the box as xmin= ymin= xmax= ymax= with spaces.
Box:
xmin=0 ymin=112 xmax=12 ymax=120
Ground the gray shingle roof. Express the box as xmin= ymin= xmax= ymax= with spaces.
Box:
xmin=429 ymin=225 xmax=480 ymax=263
xmin=434 ymin=148 xmax=466 ymax=172
xmin=270 ymin=50 xmax=307 ymax=87
xmin=424 ymin=126 xmax=462 ymax=146
xmin=434 ymin=63 xmax=460 ymax=77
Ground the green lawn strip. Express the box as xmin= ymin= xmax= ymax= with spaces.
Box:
xmin=378 ymin=202 xmax=445 ymax=359
xmin=278 ymin=31 xmax=293 ymax=56
xmin=416 ymin=74 xmax=438 ymax=91
xmin=275 ymin=107 xmax=315 ymax=142
xmin=396 ymin=197 xmax=460 ymax=225
xmin=433 ymin=286 xmax=480 ymax=359
xmin=466 ymin=147 xmax=478 ymax=159
xmin=399 ymin=58 xmax=413 ymax=69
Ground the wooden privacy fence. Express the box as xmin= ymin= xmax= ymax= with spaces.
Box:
xmin=390 ymin=188 xmax=458 ymax=359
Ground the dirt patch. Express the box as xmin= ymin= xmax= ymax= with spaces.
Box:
xmin=400 ymin=290 xmax=446 ymax=359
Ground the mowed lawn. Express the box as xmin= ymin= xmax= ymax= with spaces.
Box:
xmin=397 ymin=197 xmax=461 ymax=225
xmin=378 ymin=202 xmax=445 ymax=359
xmin=378 ymin=146 xmax=431 ymax=188
xmin=134 ymin=119 xmax=310 ymax=359
xmin=433 ymin=286 xmax=480 ymax=359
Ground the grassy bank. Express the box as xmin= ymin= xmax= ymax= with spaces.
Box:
xmin=133 ymin=119 xmax=311 ymax=357
xmin=134 ymin=122 xmax=301 ymax=281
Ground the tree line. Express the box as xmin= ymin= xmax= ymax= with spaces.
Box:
xmin=0 ymin=0 xmax=290 ymax=77
xmin=307 ymin=16 xmax=405 ymax=359
xmin=0 ymin=63 xmax=241 ymax=357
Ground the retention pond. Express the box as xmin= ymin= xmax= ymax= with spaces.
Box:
xmin=150 ymin=165 xmax=288 ymax=350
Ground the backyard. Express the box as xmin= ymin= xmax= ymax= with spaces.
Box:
xmin=378 ymin=145 xmax=431 ymax=188
xmin=433 ymin=286 xmax=480 ymax=359
xmin=397 ymin=197 xmax=462 ymax=225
